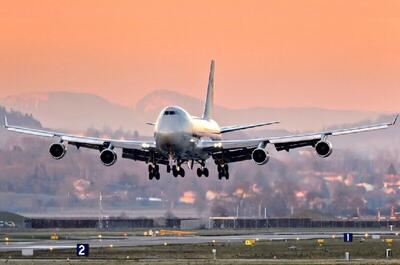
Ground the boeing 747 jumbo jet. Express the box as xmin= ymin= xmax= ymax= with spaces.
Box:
xmin=4 ymin=61 xmax=398 ymax=180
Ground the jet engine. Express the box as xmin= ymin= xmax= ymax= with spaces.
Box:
xmin=252 ymin=148 xmax=270 ymax=165
xmin=315 ymin=140 xmax=333 ymax=158
xmin=49 ymin=143 xmax=66 ymax=159
xmin=100 ymin=148 xmax=117 ymax=166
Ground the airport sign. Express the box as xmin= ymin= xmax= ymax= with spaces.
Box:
xmin=344 ymin=233 xmax=353 ymax=242
xmin=76 ymin=244 xmax=89 ymax=257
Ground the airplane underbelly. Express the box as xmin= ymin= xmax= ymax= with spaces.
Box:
xmin=156 ymin=132 xmax=191 ymax=153
xmin=155 ymin=133 xmax=210 ymax=160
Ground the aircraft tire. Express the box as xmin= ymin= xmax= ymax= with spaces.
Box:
xmin=203 ymin=168 xmax=209 ymax=177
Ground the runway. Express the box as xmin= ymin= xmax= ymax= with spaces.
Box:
xmin=0 ymin=230 xmax=397 ymax=251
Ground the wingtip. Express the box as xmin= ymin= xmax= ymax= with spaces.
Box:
xmin=4 ymin=115 xmax=8 ymax=128
xmin=393 ymin=114 xmax=399 ymax=125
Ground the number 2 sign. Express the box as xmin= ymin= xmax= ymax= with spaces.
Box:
xmin=76 ymin=244 xmax=89 ymax=257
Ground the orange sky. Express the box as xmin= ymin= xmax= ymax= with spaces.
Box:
xmin=0 ymin=0 xmax=399 ymax=112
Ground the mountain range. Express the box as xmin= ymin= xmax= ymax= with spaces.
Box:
xmin=0 ymin=90 xmax=385 ymax=135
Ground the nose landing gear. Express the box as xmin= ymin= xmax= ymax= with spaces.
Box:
xmin=217 ymin=164 xmax=229 ymax=180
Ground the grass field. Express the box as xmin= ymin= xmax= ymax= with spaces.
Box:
xmin=1 ymin=259 xmax=400 ymax=265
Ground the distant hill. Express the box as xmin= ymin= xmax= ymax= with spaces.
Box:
xmin=0 ymin=106 xmax=41 ymax=128
xmin=1 ymin=90 xmax=383 ymax=135
xmin=0 ymin=92 xmax=141 ymax=133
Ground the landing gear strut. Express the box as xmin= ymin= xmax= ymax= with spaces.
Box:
xmin=148 ymin=164 xmax=160 ymax=180
xmin=217 ymin=164 xmax=229 ymax=180
xmin=172 ymin=165 xmax=185 ymax=177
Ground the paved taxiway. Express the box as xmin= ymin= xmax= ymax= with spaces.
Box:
xmin=0 ymin=231 xmax=397 ymax=251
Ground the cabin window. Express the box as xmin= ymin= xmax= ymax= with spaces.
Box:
xmin=164 ymin=111 xmax=176 ymax=115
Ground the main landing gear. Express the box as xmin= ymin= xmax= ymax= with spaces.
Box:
xmin=217 ymin=164 xmax=229 ymax=180
xmin=172 ymin=165 xmax=185 ymax=177
xmin=196 ymin=167 xmax=209 ymax=177
xmin=148 ymin=164 xmax=160 ymax=180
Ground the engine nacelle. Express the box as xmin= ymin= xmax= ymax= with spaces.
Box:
xmin=49 ymin=143 xmax=66 ymax=160
xmin=315 ymin=140 xmax=333 ymax=158
xmin=252 ymin=148 xmax=270 ymax=165
xmin=100 ymin=149 xmax=117 ymax=166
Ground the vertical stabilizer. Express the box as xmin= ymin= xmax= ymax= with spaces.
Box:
xmin=202 ymin=60 xmax=214 ymax=119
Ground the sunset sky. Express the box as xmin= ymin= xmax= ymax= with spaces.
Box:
xmin=0 ymin=0 xmax=399 ymax=112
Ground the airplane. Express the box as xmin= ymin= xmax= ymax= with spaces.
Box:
xmin=3 ymin=60 xmax=398 ymax=180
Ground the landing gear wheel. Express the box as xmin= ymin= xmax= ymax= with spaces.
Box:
xmin=180 ymin=168 xmax=185 ymax=177
xmin=148 ymin=164 xmax=160 ymax=180
xmin=167 ymin=164 xmax=171 ymax=173
xmin=172 ymin=165 xmax=178 ymax=177
xmin=217 ymin=164 xmax=222 ymax=173
xmin=197 ymin=168 xmax=202 ymax=177
xmin=217 ymin=164 xmax=229 ymax=180
xmin=203 ymin=168 xmax=209 ymax=177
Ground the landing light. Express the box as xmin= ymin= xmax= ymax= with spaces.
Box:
xmin=141 ymin=143 xmax=150 ymax=148
xmin=213 ymin=143 xmax=222 ymax=148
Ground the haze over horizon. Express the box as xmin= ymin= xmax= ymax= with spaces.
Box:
xmin=0 ymin=0 xmax=399 ymax=112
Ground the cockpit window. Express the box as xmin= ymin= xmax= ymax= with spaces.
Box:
xmin=164 ymin=110 xmax=176 ymax=115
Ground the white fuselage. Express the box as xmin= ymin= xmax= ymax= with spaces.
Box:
xmin=154 ymin=106 xmax=221 ymax=160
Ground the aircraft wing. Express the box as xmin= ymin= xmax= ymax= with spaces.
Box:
xmin=200 ymin=115 xmax=398 ymax=163
xmin=3 ymin=116 xmax=165 ymax=163
xmin=220 ymin=121 xmax=279 ymax=133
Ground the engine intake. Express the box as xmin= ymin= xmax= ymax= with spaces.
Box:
xmin=315 ymin=140 xmax=332 ymax=158
xmin=49 ymin=143 xmax=66 ymax=160
xmin=100 ymin=149 xmax=117 ymax=166
xmin=252 ymin=148 xmax=270 ymax=165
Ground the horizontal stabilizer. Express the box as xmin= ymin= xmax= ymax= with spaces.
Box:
xmin=220 ymin=121 xmax=279 ymax=134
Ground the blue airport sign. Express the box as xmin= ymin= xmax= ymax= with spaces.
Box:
xmin=343 ymin=233 xmax=353 ymax=242
xmin=76 ymin=243 xmax=89 ymax=257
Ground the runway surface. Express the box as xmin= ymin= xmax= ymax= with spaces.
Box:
xmin=0 ymin=230 xmax=397 ymax=251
